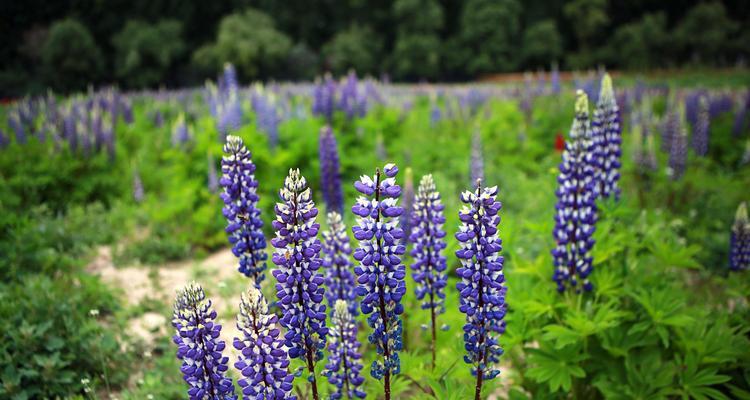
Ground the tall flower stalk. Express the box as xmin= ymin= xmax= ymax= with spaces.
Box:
xmin=552 ymin=90 xmax=598 ymax=292
xmin=351 ymin=163 xmax=407 ymax=400
xmin=593 ymin=73 xmax=622 ymax=200
xmin=455 ymin=181 xmax=506 ymax=400
xmin=172 ymin=282 xmax=236 ymax=400
xmin=220 ymin=136 xmax=268 ymax=282
xmin=271 ymin=169 xmax=328 ymax=400
xmin=322 ymin=211 xmax=359 ymax=316
xmin=325 ymin=300 xmax=366 ymax=399
xmin=233 ymin=285 xmax=296 ymax=399
xmin=692 ymin=95 xmax=710 ymax=157
xmin=319 ymin=125 xmax=344 ymax=214
xmin=730 ymin=202 xmax=750 ymax=271
xmin=409 ymin=174 xmax=448 ymax=369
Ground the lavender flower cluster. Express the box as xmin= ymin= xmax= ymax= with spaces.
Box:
xmin=591 ymin=74 xmax=622 ymax=199
xmin=325 ymin=300 xmax=366 ymax=399
xmin=730 ymin=202 xmax=750 ymax=271
xmin=321 ymin=212 xmax=359 ymax=316
xmin=319 ymin=125 xmax=345 ymax=214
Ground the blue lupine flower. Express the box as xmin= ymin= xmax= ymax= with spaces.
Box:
xmin=220 ymin=136 xmax=268 ymax=282
xmin=325 ymin=300 xmax=366 ymax=400
xmin=251 ymin=88 xmax=282 ymax=148
xmin=172 ymin=282 xmax=236 ymax=400
xmin=9 ymin=110 xmax=26 ymax=144
xmin=409 ymin=174 xmax=448 ymax=367
xmin=322 ymin=212 xmax=359 ymax=316
xmin=551 ymin=65 xmax=561 ymax=94
xmin=730 ymin=202 xmax=750 ymax=271
xmin=351 ymin=163 xmax=406 ymax=393
xmin=271 ymin=169 xmax=328 ymax=397
xmin=233 ymin=285 xmax=297 ymax=400
xmin=319 ymin=125 xmax=344 ymax=214
xmin=222 ymin=63 xmax=239 ymax=94
xmin=338 ymin=72 xmax=366 ymax=119
xmin=595 ymin=74 xmax=622 ymax=199
xmin=455 ymin=181 xmax=506 ymax=396
xmin=313 ymin=74 xmax=337 ymax=122
xmin=709 ymin=92 xmax=733 ymax=119
xmin=668 ymin=110 xmax=688 ymax=181
xmin=552 ymin=91 xmax=598 ymax=292
xmin=172 ymin=113 xmax=191 ymax=146
xmin=692 ymin=95 xmax=710 ymax=157
xmin=470 ymin=128 xmax=484 ymax=188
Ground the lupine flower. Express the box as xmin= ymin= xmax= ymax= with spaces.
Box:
xmin=351 ymin=163 xmax=406 ymax=398
xmin=551 ymin=65 xmax=561 ymax=94
xmin=222 ymin=63 xmax=239 ymax=94
xmin=661 ymin=107 xmax=680 ymax=154
xmin=325 ymin=300 xmax=366 ymax=400
xmin=338 ymin=72 xmax=366 ymax=119
xmin=668 ymin=111 xmax=688 ymax=181
xmin=470 ymin=128 xmax=484 ymax=188
xmin=430 ymin=102 xmax=442 ymax=127
xmin=322 ymin=212 xmax=358 ymax=316
xmin=552 ymin=90 xmax=598 ymax=292
xmin=271 ymin=169 xmax=328 ymax=398
xmin=692 ymin=95 xmax=710 ymax=157
xmin=9 ymin=110 xmax=26 ymax=144
xmin=251 ymin=88 xmax=282 ymax=148
xmin=709 ymin=93 xmax=733 ymax=118
xmin=133 ymin=170 xmax=144 ymax=203
xmin=208 ymin=153 xmax=220 ymax=193
xmin=455 ymin=181 xmax=506 ymax=398
xmin=401 ymin=168 xmax=415 ymax=244
xmin=730 ymin=202 xmax=750 ymax=271
xmin=220 ymin=136 xmax=267 ymax=281
xmin=233 ymin=285 xmax=296 ymax=400
xmin=594 ymin=73 xmax=622 ymax=200
xmin=319 ymin=125 xmax=344 ymax=214
xmin=172 ymin=113 xmax=191 ymax=146
xmin=313 ymin=74 xmax=337 ymax=122
xmin=172 ymin=282 xmax=236 ymax=400
xmin=409 ymin=174 xmax=448 ymax=368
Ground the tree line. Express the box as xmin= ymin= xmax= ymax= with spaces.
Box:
xmin=1 ymin=0 xmax=749 ymax=95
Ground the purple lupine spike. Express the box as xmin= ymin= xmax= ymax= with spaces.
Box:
xmin=351 ymin=163 xmax=406 ymax=399
xmin=596 ymin=74 xmax=622 ymax=200
xmin=455 ymin=181 xmax=506 ymax=399
xmin=409 ymin=174 xmax=448 ymax=368
xmin=551 ymin=65 xmax=561 ymax=94
xmin=271 ymin=169 xmax=328 ymax=400
xmin=172 ymin=282 xmax=236 ymax=400
xmin=208 ymin=153 xmax=220 ymax=193
xmin=220 ymin=136 xmax=268 ymax=282
xmin=133 ymin=169 xmax=144 ymax=203
xmin=668 ymin=110 xmax=688 ymax=181
xmin=9 ymin=110 xmax=26 ymax=144
xmin=552 ymin=91 xmax=598 ymax=292
xmin=325 ymin=300 xmax=366 ymax=400
xmin=251 ymin=90 xmax=281 ymax=149
xmin=122 ymin=99 xmax=134 ymax=124
xmin=321 ymin=212 xmax=358 ymax=316
xmin=401 ymin=168 xmax=415 ymax=245
xmin=685 ymin=90 xmax=703 ymax=130
xmin=691 ymin=95 xmax=710 ymax=157
xmin=319 ymin=125 xmax=344 ymax=214
xmin=313 ymin=74 xmax=336 ymax=122
xmin=429 ymin=102 xmax=442 ymax=127
xmin=338 ymin=71 xmax=360 ymax=120
xmin=233 ymin=285 xmax=297 ymax=400
xmin=730 ymin=202 xmax=750 ymax=271
xmin=709 ymin=92 xmax=733 ymax=118
xmin=222 ymin=63 xmax=239 ymax=94
xmin=172 ymin=113 xmax=191 ymax=146
xmin=470 ymin=128 xmax=484 ymax=188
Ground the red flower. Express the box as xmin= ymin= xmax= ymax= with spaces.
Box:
xmin=555 ymin=132 xmax=565 ymax=152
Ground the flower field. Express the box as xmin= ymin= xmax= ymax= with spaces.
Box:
xmin=1 ymin=68 xmax=750 ymax=400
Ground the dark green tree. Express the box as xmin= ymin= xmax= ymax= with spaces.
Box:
xmin=674 ymin=1 xmax=738 ymax=64
xmin=609 ymin=12 xmax=670 ymax=70
xmin=521 ymin=19 xmax=563 ymax=68
xmin=390 ymin=0 xmax=444 ymax=80
xmin=41 ymin=19 xmax=103 ymax=92
xmin=322 ymin=25 xmax=382 ymax=75
xmin=193 ymin=9 xmax=292 ymax=80
xmin=563 ymin=0 xmax=609 ymax=67
xmin=112 ymin=20 xmax=184 ymax=88
xmin=453 ymin=0 xmax=522 ymax=76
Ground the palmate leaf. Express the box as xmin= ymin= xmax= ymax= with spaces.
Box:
xmin=600 ymin=326 xmax=656 ymax=358
xmin=675 ymin=353 xmax=732 ymax=400
xmin=628 ymin=288 xmax=693 ymax=348
xmin=542 ymin=301 xmax=627 ymax=349
xmin=676 ymin=316 xmax=750 ymax=366
xmin=648 ymin=239 xmax=702 ymax=269
xmin=526 ymin=345 xmax=587 ymax=393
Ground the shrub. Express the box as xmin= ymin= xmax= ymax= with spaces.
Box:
xmin=41 ymin=18 xmax=103 ymax=92
xmin=112 ymin=20 xmax=185 ymax=88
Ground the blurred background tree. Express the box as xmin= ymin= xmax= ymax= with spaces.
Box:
xmin=112 ymin=20 xmax=184 ymax=88
xmin=2 ymin=0 xmax=750 ymax=94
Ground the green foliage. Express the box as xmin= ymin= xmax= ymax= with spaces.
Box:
xmin=390 ymin=34 xmax=442 ymax=80
xmin=0 ymin=274 xmax=128 ymax=399
xmin=193 ymin=8 xmax=292 ymax=80
xmin=456 ymin=0 xmax=522 ymax=75
xmin=112 ymin=20 xmax=185 ymax=88
xmin=322 ymin=25 xmax=382 ymax=75
xmin=674 ymin=1 xmax=738 ymax=64
xmin=521 ymin=20 xmax=563 ymax=68
xmin=41 ymin=18 xmax=103 ymax=92
xmin=609 ymin=12 xmax=670 ymax=70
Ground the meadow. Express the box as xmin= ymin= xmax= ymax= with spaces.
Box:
xmin=1 ymin=68 xmax=750 ymax=400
